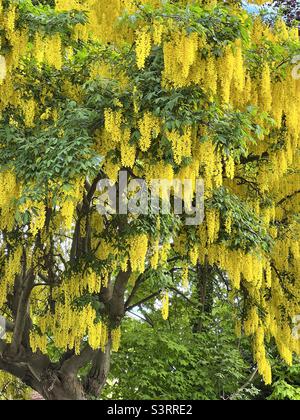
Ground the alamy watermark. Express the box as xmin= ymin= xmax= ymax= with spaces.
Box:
xmin=0 ymin=56 xmax=7 ymax=82
xmin=292 ymin=315 xmax=300 ymax=340
xmin=0 ymin=316 xmax=6 ymax=340
xmin=96 ymin=171 xmax=204 ymax=226
xmin=292 ymin=55 xmax=300 ymax=80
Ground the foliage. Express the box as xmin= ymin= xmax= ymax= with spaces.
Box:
xmin=103 ymin=298 xmax=258 ymax=401
xmin=267 ymin=358 xmax=300 ymax=400
xmin=0 ymin=371 xmax=30 ymax=400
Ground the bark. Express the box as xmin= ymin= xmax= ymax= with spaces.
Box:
xmin=39 ymin=371 xmax=86 ymax=401
xmin=0 ymin=339 xmax=112 ymax=400
xmin=108 ymin=270 xmax=131 ymax=324
xmin=11 ymin=269 xmax=35 ymax=356
xmin=0 ymin=355 xmax=109 ymax=400
xmin=193 ymin=262 xmax=213 ymax=333
xmin=84 ymin=343 xmax=112 ymax=397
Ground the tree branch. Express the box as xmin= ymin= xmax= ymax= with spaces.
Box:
xmin=125 ymin=271 xmax=151 ymax=309
xmin=126 ymin=290 xmax=161 ymax=312
xmin=127 ymin=310 xmax=154 ymax=327
xmin=108 ymin=270 xmax=132 ymax=324
xmin=11 ymin=269 xmax=35 ymax=355
xmin=169 ymin=287 xmax=195 ymax=305
xmin=277 ymin=190 xmax=300 ymax=206
xmin=61 ymin=346 xmax=96 ymax=375
xmin=84 ymin=342 xmax=111 ymax=398
xmin=227 ymin=367 xmax=259 ymax=400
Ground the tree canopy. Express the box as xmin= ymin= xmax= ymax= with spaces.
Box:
xmin=0 ymin=0 xmax=300 ymax=400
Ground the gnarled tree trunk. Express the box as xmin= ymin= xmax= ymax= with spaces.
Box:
xmin=0 ymin=342 xmax=112 ymax=400
xmin=40 ymin=372 xmax=87 ymax=400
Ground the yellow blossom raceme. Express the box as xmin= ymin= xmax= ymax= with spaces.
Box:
xmin=101 ymin=268 xmax=110 ymax=288
xmin=217 ymin=46 xmax=235 ymax=103
xmin=254 ymin=326 xmax=272 ymax=385
xmin=30 ymin=331 xmax=47 ymax=355
xmin=182 ymin=265 xmax=189 ymax=289
xmin=225 ymin=211 xmax=233 ymax=235
xmin=85 ymin=270 xmax=102 ymax=295
xmin=95 ymin=239 xmax=116 ymax=261
xmin=121 ymin=128 xmax=136 ymax=168
xmin=174 ymin=233 xmax=187 ymax=255
xmin=33 ymin=32 xmax=45 ymax=64
xmin=104 ymin=108 xmax=123 ymax=143
xmin=225 ymin=155 xmax=235 ymax=179
xmin=232 ymin=39 xmax=245 ymax=95
xmin=161 ymin=291 xmax=169 ymax=320
xmin=103 ymin=160 xmax=121 ymax=183
xmin=21 ymin=98 xmax=36 ymax=128
xmin=88 ymin=322 xmax=102 ymax=350
xmin=111 ymin=326 xmax=121 ymax=352
xmin=0 ymin=246 xmax=23 ymax=308
xmin=206 ymin=209 xmax=219 ymax=244
xmin=203 ymin=54 xmax=218 ymax=96
xmin=129 ymin=234 xmax=148 ymax=273
xmin=30 ymin=201 xmax=47 ymax=236
xmin=167 ymin=127 xmax=192 ymax=165
xmin=0 ymin=170 xmax=18 ymax=209
xmin=152 ymin=19 xmax=164 ymax=45
xmin=163 ymin=30 xmax=199 ymax=86
xmin=59 ymin=179 xmax=83 ymax=230
xmin=160 ymin=242 xmax=171 ymax=264
xmin=145 ymin=161 xmax=174 ymax=186
xmin=138 ymin=112 xmax=160 ymax=152
xmin=5 ymin=5 xmax=16 ymax=34
xmin=136 ymin=27 xmax=152 ymax=69
xmin=178 ymin=31 xmax=199 ymax=79
xmin=44 ymin=34 xmax=63 ymax=70
xmin=120 ymin=257 xmax=129 ymax=272
xmin=244 ymin=306 xmax=259 ymax=337
xmin=60 ymin=199 xmax=76 ymax=230
xmin=260 ymin=63 xmax=272 ymax=112
xmin=189 ymin=245 xmax=199 ymax=266
xmin=33 ymin=302 xmax=106 ymax=355
xmin=0 ymin=170 xmax=20 ymax=232
xmin=272 ymin=82 xmax=284 ymax=127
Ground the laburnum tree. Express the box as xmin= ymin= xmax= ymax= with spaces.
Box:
xmin=0 ymin=0 xmax=300 ymax=400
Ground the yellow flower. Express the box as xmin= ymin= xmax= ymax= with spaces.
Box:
xmin=129 ymin=234 xmax=148 ymax=273
xmin=111 ymin=326 xmax=121 ymax=352
xmin=161 ymin=291 xmax=169 ymax=321
xmin=136 ymin=28 xmax=152 ymax=69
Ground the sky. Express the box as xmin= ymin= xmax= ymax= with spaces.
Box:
xmin=242 ymin=1 xmax=261 ymax=14
xmin=242 ymin=1 xmax=277 ymax=19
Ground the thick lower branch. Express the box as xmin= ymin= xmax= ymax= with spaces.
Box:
xmin=108 ymin=270 xmax=131 ymax=324
xmin=84 ymin=342 xmax=111 ymax=398
xmin=11 ymin=269 xmax=35 ymax=355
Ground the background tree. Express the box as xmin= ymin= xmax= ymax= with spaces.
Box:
xmin=273 ymin=1 xmax=300 ymax=27
xmin=102 ymin=275 xmax=261 ymax=401
xmin=0 ymin=0 xmax=300 ymax=400
xmin=103 ymin=276 xmax=300 ymax=401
